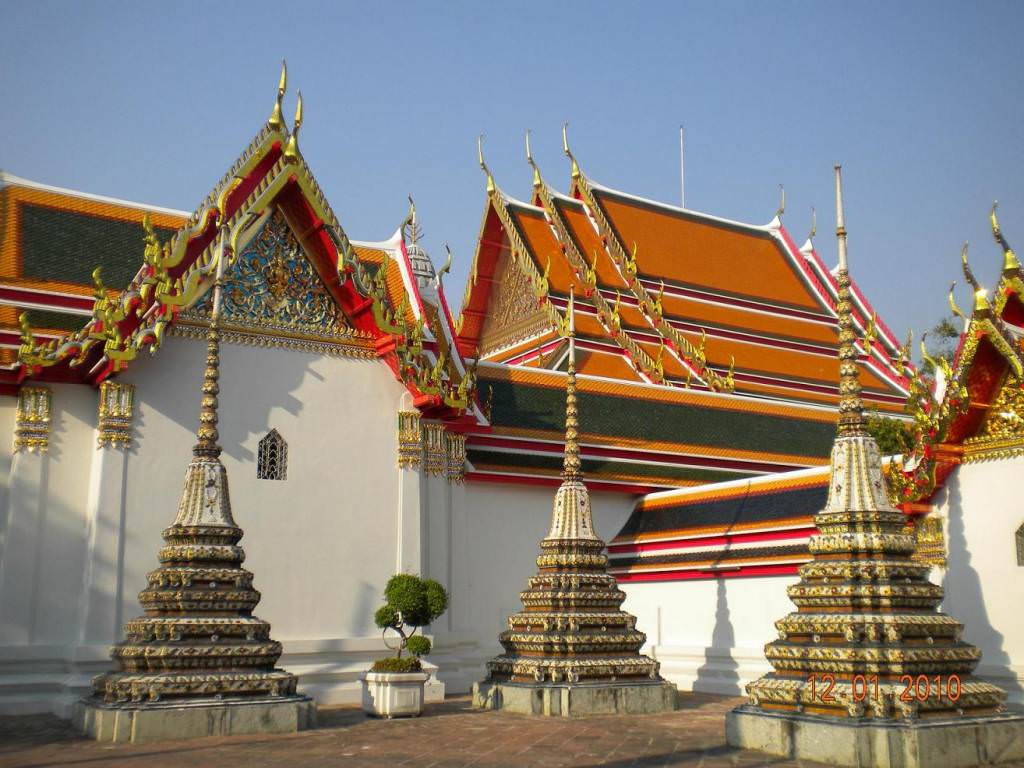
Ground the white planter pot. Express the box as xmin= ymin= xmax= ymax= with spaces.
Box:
xmin=361 ymin=670 xmax=429 ymax=718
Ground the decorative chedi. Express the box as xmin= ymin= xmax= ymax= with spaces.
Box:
xmin=76 ymin=174 xmax=313 ymax=744
xmin=473 ymin=290 xmax=676 ymax=716
xmin=726 ymin=167 xmax=1024 ymax=768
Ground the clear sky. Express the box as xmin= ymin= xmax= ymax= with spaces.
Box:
xmin=3 ymin=1 xmax=1023 ymax=344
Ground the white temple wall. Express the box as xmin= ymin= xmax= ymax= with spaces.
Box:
xmin=933 ymin=456 xmax=1024 ymax=703
xmin=620 ymin=575 xmax=797 ymax=696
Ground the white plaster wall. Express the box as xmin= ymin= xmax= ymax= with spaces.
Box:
xmin=0 ymin=397 xmax=16 ymax=538
xmin=934 ymin=457 xmax=1024 ymax=703
xmin=622 ymin=575 xmax=797 ymax=695
xmin=118 ymin=334 xmax=406 ymax=635
xmin=27 ymin=384 xmax=96 ymax=645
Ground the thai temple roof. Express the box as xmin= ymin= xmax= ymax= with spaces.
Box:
xmin=607 ymin=203 xmax=1024 ymax=582
xmin=456 ymin=130 xmax=913 ymax=490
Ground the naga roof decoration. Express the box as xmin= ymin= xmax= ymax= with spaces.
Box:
xmin=456 ymin=127 xmax=910 ymax=418
xmin=7 ymin=65 xmax=482 ymax=423
xmin=885 ymin=204 xmax=1024 ymax=503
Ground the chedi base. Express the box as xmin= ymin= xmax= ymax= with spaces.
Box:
xmin=726 ymin=705 xmax=1024 ymax=768
xmin=75 ymin=694 xmax=316 ymax=744
xmin=472 ymin=680 xmax=676 ymax=717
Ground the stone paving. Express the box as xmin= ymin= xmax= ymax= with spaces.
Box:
xmin=3 ymin=693 xmax=1022 ymax=768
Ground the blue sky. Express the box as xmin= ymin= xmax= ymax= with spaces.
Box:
xmin=3 ymin=1 xmax=1023 ymax=342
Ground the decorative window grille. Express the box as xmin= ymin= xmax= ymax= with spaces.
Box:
xmin=257 ymin=429 xmax=288 ymax=481
xmin=1017 ymin=523 xmax=1024 ymax=566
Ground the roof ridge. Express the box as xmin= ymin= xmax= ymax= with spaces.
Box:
xmin=0 ymin=170 xmax=190 ymax=218
xmin=586 ymin=177 xmax=775 ymax=233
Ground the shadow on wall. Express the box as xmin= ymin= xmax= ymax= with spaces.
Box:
xmin=693 ymin=577 xmax=741 ymax=695
xmin=943 ymin=480 xmax=1023 ymax=698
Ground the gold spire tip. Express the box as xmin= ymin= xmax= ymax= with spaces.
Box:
xmin=477 ymin=134 xmax=495 ymax=194
xmin=283 ymin=91 xmax=302 ymax=163
xmin=562 ymin=121 xmax=580 ymax=180
xmin=268 ymin=60 xmax=287 ymax=130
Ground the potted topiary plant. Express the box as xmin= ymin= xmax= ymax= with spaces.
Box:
xmin=361 ymin=574 xmax=449 ymax=717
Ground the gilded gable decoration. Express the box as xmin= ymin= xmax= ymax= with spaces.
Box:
xmin=963 ymin=376 xmax=1024 ymax=462
xmin=14 ymin=386 xmax=52 ymax=453
xmin=97 ymin=381 xmax=135 ymax=448
xmin=397 ymin=411 xmax=423 ymax=469
xmin=479 ymin=247 xmax=549 ymax=355
xmin=190 ymin=209 xmax=350 ymax=338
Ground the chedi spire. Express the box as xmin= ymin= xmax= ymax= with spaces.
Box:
xmin=739 ymin=166 xmax=1005 ymax=721
xmin=475 ymin=288 xmax=674 ymax=715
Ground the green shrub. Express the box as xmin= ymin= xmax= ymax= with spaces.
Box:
xmin=406 ymin=635 xmax=432 ymax=657
xmin=371 ymin=657 xmax=422 ymax=673
xmin=372 ymin=574 xmax=449 ymax=660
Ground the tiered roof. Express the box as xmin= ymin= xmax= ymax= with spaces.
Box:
xmin=457 ymin=130 xmax=911 ymax=490
xmin=611 ymin=203 xmax=1024 ymax=582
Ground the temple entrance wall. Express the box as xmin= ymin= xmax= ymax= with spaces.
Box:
xmin=934 ymin=456 xmax=1024 ymax=703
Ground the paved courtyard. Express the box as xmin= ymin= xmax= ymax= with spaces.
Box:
xmin=2 ymin=692 xmax=1021 ymax=768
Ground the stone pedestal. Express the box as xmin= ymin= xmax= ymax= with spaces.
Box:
xmin=472 ymin=680 xmax=677 ymax=717
xmin=75 ymin=695 xmax=315 ymax=744
xmin=726 ymin=705 xmax=1024 ymax=768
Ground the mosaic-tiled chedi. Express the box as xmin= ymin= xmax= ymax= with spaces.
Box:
xmin=90 ymin=227 xmax=298 ymax=704
xmin=744 ymin=167 xmax=1006 ymax=720
xmin=485 ymin=293 xmax=660 ymax=684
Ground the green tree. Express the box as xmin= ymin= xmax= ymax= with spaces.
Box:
xmin=865 ymin=413 xmax=916 ymax=456
xmin=919 ymin=315 xmax=960 ymax=377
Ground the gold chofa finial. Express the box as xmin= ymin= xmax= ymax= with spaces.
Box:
xmin=961 ymin=242 xmax=991 ymax=313
xmin=562 ymin=122 xmax=580 ymax=181
xmin=477 ymin=134 xmax=495 ymax=195
xmin=775 ymin=184 xmax=785 ymax=220
xmin=283 ymin=90 xmax=303 ymax=163
xmin=808 ymin=207 xmax=816 ymax=241
xmin=526 ymin=129 xmax=541 ymax=189
xmin=991 ymin=201 xmax=1021 ymax=274
xmin=439 ymin=243 xmax=453 ymax=282
xmin=948 ymin=281 xmax=967 ymax=321
xmin=268 ymin=60 xmax=287 ymax=130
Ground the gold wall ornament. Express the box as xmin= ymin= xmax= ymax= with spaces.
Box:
xmin=422 ymin=421 xmax=447 ymax=476
xmin=14 ymin=386 xmax=52 ymax=453
xmin=97 ymin=381 xmax=135 ymax=448
xmin=397 ymin=411 xmax=423 ymax=470
xmin=446 ymin=431 xmax=467 ymax=484
xmin=912 ymin=514 xmax=947 ymax=569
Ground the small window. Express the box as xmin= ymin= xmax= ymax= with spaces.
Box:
xmin=257 ymin=429 xmax=288 ymax=481
xmin=1017 ymin=523 xmax=1024 ymax=566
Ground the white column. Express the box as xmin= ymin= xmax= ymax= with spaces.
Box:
xmin=396 ymin=410 xmax=424 ymax=575
xmin=77 ymin=382 xmax=134 ymax=645
xmin=0 ymin=387 xmax=52 ymax=644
